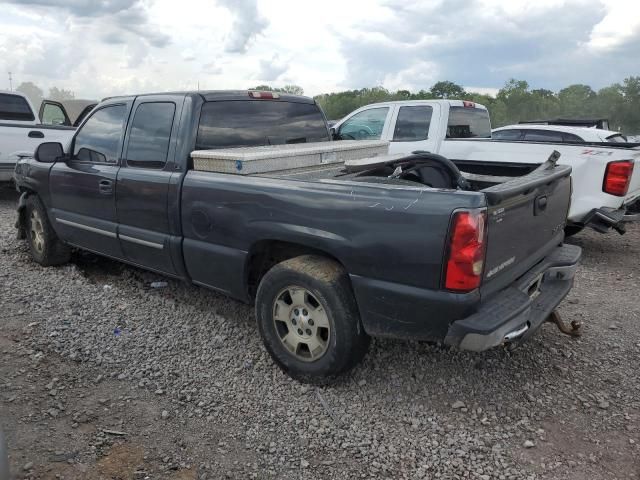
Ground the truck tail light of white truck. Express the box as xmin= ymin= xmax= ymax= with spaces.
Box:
xmin=603 ymin=160 xmax=634 ymax=196
xmin=445 ymin=209 xmax=488 ymax=292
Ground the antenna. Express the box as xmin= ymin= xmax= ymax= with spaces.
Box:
xmin=8 ymin=71 xmax=12 ymax=91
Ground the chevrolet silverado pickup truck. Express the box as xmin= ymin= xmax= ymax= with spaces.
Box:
xmin=0 ymin=91 xmax=77 ymax=183
xmin=332 ymin=100 xmax=640 ymax=235
xmin=14 ymin=90 xmax=581 ymax=382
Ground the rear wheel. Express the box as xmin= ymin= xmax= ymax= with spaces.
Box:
xmin=25 ymin=195 xmax=70 ymax=266
xmin=255 ymin=255 xmax=370 ymax=383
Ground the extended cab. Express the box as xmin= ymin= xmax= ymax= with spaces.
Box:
xmin=14 ymin=91 xmax=580 ymax=381
xmin=0 ymin=91 xmax=78 ymax=183
xmin=332 ymin=100 xmax=640 ymax=235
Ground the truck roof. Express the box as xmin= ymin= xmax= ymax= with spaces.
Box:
xmin=103 ymin=90 xmax=316 ymax=104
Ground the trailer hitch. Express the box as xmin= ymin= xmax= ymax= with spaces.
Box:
xmin=547 ymin=310 xmax=582 ymax=337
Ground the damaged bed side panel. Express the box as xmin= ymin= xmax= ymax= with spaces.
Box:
xmin=180 ymin=172 xmax=484 ymax=335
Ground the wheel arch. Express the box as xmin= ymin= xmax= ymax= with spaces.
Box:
xmin=15 ymin=189 xmax=36 ymax=239
xmin=244 ymin=239 xmax=350 ymax=301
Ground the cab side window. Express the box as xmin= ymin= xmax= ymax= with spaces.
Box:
xmin=72 ymin=105 xmax=126 ymax=164
xmin=392 ymin=106 xmax=433 ymax=142
xmin=125 ymin=102 xmax=176 ymax=169
xmin=338 ymin=107 xmax=389 ymax=140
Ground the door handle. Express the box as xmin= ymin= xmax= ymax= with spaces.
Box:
xmin=99 ymin=179 xmax=113 ymax=195
xmin=28 ymin=131 xmax=44 ymax=138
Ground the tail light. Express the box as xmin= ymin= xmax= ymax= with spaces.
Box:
xmin=445 ymin=209 xmax=487 ymax=292
xmin=462 ymin=101 xmax=475 ymax=108
xmin=603 ymin=160 xmax=634 ymax=196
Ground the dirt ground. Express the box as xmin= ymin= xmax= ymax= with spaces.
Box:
xmin=1 ymin=184 xmax=639 ymax=479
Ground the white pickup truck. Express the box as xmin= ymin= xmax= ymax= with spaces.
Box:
xmin=332 ymin=100 xmax=640 ymax=235
xmin=0 ymin=91 xmax=78 ymax=183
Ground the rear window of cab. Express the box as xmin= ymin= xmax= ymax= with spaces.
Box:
xmin=0 ymin=93 xmax=35 ymax=122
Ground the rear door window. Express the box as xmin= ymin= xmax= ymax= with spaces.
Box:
xmin=392 ymin=106 xmax=433 ymax=142
xmin=447 ymin=107 xmax=491 ymax=138
xmin=196 ymin=100 xmax=329 ymax=149
xmin=522 ymin=130 xmax=564 ymax=142
xmin=0 ymin=93 xmax=35 ymax=121
xmin=338 ymin=107 xmax=389 ymax=140
xmin=125 ymin=102 xmax=176 ymax=168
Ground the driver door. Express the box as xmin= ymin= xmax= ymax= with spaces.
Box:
xmin=39 ymin=100 xmax=71 ymax=126
xmin=336 ymin=106 xmax=392 ymax=141
xmin=49 ymin=100 xmax=133 ymax=259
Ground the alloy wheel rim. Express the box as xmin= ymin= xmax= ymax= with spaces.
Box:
xmin=272 ymin=286 xmax=330 ymax=362
xmin=30 ymin=210 xmax=45 ymax=254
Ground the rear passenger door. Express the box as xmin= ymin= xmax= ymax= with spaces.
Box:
xmin=115 ymin=95 xmax=184 ymax=275
xmin=387 ymin=104 xmax=439 ymax=155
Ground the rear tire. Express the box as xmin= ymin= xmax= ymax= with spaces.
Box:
xmin=255 ymin=255 xmax=370 ymax=383
xmin=25 ymin=195 xmax=70 ymax=266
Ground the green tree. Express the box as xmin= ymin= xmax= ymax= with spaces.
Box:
xmin=249 ymin=85 xmax=304 ymax=95
xmin=16 ymin=81 xmax=44 ymax=109
xmin=430 ymin=81 xmax=465 ymax=99
xmin=48 ymin=87 xmax=75 ymax=101
xmin=279 ymin=85 xmax=304 ymax=95
xmin=557 ymin=84 xmax=596 ymax=117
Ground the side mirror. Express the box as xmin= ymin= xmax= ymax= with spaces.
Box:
xmin=34 ymin=142 xmax=64 ymax=163
xmin=330 ymin=127 xmax=339 ymax=140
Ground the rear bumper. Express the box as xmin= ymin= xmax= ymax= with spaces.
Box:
xmin=577 ymin=201 xmax=640 ymax=234
xmin=444 ymin=243 xmax=581 ymax=351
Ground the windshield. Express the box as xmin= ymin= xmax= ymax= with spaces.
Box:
xmin=196 ymin=100 xmax=329 ymax=149
xmin=447 ymin=107 xmax=491 ymax=139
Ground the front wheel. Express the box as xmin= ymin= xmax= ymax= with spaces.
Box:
xmin=255 ymin=255 xmax=370 ymax=383
xmin=25 ymin=195 xmax=70 ymax=266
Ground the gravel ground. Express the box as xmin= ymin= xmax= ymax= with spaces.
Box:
xmin=1 ymin=184 xmax=639 ymax=480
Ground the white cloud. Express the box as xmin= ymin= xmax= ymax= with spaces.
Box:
xmin=218 ymin=0 xmax=268 ymax=53
xmin=0 ymin=0 xmax=638 ymax=100
xmin=256 ymin=54 xmax=288 ymax=82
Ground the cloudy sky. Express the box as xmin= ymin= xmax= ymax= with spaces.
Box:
xmin=0 ymin=0 xmax=638 ymax=99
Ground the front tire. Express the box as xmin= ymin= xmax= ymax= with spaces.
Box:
xmin=255 ymin=255 xmax=370 ymax=383
xmin=25 ymin=195 xmax=70 ymax=266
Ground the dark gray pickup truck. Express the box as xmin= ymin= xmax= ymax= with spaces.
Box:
xmin=14 ymin=90 xmax=581 ymax=382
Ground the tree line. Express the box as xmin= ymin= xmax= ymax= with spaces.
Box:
xmin=258 ymin=78 xmax=640 ymax=135
xmin=14 ymin=77 xmax=640 ymax=134
xmin=14 ymin=81 xmax=76 ymax=108
xmin=312 ymin=78 xmax=640 ymax=134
